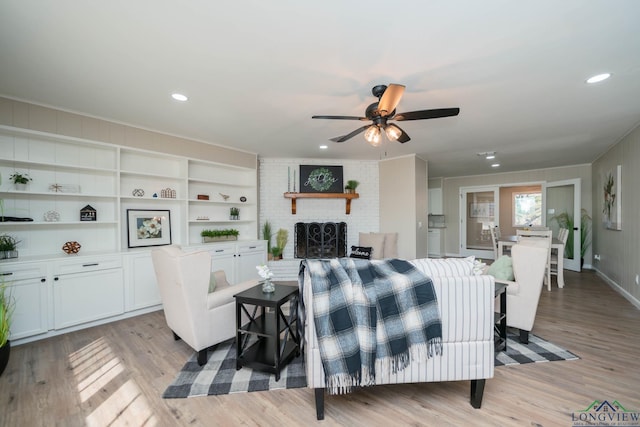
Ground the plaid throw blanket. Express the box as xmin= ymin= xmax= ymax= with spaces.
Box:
xmin=301 ymin=258 xmax=442 ymax=394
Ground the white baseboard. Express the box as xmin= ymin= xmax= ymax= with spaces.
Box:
xmin=594 ymin=268 xmax=640 ymax=310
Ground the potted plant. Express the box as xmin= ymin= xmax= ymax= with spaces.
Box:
xmin=0 ymin=276 xmax=15 ymax=376
xmin=229 ymin=207 xmax=239 ymax=220
xmin=262 ymin=220 xmax=273 ymax=256
xmin=344 ymin=180 xmax=360 ymax=194
xmin=275 ymin=228 xmax=288 ymax=259
xmin=270 ymin=246 xmax=282 ymax=260
xmin=550 ymin=208 xmax=592 ymax=265
xmin=0 ymin=234 xmax=19 ymax=259
xmin=9 ymin=172 xmax=32 ymax=191
xmin=201 ymin=228 xmax=239 ymax=243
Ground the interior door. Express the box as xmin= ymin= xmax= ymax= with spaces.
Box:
xmin=543 ymin=179 xmax=581 ymax=271
xmin=460 ymin=186 xmax=499 ymax=259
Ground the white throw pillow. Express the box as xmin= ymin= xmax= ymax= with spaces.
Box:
xmin=376 ymin=232 xmax=398 ymax=258
xmin=410 ymin=256 xmax=476 ymax=277
xmin=359 ymin=232 xmax=386 ymax=260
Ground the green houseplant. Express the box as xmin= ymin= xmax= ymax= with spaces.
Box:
xmin=344 ymin=180 xmax=360 ymax=194
xmin=9 ymin=172 xmax=32 ymax=191
xmin=0 ymin=276 xmax=15 ymax=376
xmin=262 ymin=220 xmax=273 ymax=254
xmin=274 ymin=228 xmax=288 ymax=259
xmin=0 ymin=234 xmax=20 ymax=260
xmin=201 ymin=228 xmax=239 ymax=243
xmin=550 ymin=208 xmax=591 ymax=263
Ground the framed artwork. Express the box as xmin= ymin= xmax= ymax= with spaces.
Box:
xmin=127 ymin=209 xmax=172 ymax=248
xmin=602 ymin=165 xmax=622 ymax=230
xmin=469 ymin=202 xmax=493 ymax=218
xmin=299 ymin=165 xmax=343 ymax=193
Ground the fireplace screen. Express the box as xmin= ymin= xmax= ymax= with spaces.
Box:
xmin=295 ymin=222 xmax=347 ymax=259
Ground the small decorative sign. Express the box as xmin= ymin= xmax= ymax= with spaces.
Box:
xmin=197 ymin=194 xmax=209 ymax=200
xmin=299 ymin=165 xmax=343 ymax=193
xmin=80 ymin=205 xmax=97 ymax=221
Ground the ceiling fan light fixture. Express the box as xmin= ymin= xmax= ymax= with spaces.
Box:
xmin=364 ymin=125 xmax=382 ymax=146
xmin=385 ymin=124 xmax=402 ymax=141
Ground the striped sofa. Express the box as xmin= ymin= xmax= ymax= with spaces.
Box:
xmin=300 ymin=258 xmax=495 ymax=420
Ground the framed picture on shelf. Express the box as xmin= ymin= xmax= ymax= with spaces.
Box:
xmin=127 ymin=209 xmax=172 ymax=248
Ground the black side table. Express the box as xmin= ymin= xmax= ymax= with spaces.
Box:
xmin=494 ymin=281 xmax=507 ymax=352
xmin=234 ymin=283 xmax=300 ymax=381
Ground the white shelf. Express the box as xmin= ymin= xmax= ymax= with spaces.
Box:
xmin=0 ymin=125 xmax=258 ymax=256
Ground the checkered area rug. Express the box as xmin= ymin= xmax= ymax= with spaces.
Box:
xmin=495 ymin=330 xmax=580 ymax=367
xmin=163 ymin=332 xmax=578 ymax=398
xmin=162 ymin=338 xmax=306 ymax=398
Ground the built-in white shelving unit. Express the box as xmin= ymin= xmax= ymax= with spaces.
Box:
xmin=0 ymin=125 xmax=263 ymax=345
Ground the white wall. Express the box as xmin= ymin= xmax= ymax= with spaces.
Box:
xmin=259 ymin=158 xmax=379 ymax=259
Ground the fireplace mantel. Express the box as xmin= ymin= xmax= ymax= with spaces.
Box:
xmin=283 ymin=192 xmax=359 ymax=214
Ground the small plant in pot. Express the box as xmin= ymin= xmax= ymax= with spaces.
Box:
xmin=0 ymin=276 xmax=15 ymax=377
xmin=344 ymin=180 xmax=359 ymax=194
xmin=0 ymin=234 xmax=20 ymax=260
xmin=262 ymin=220 xmax=273 ymax=257
xmin=229 ymin=207 xmax=240 ymax=220
xmin=201 ymin=228 xmax=239 ymax=243
xmin=9 ymin=172 xmax=32 ymax=190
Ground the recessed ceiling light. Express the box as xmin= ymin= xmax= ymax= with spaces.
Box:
xmin=477 ymin=151 xmax=496 ymax=159
xmin=586 ymin=73 xmax=611 ymax=84
xmin=171 ymin=93 xmax=188 ymax=101
xmin=319 ymin=145 xmax=328 ymax=150
xmin=491 ymin=163 xmax=500 ymax=168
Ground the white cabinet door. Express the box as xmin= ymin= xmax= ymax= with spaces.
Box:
xmin=428 ymin=229 xmax=442 ymax=257
xmin=53 ymin=268 xmax=124 ymax=329
xmin=1 ymin=263 xmax=49 ymax=340
xmin=235 ymin=241 xmax=267 ymax=283
xmin=429 ymin=188 xmax=443 ymax=214
xmin=124 ymin=252 xmax=161 ymax=311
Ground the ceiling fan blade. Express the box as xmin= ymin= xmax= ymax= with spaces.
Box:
xmin=394 ymin=125 xmax=411 ymax=143
xmin=377 ymin=84 xmax=405 ymax=117
xmin=393 ymin=108 xmax=460 ymax=121
xmin=329 ymin=125 xmax=369 ymax=143
xmin=312 ymin=115 xmax=367 ymax=121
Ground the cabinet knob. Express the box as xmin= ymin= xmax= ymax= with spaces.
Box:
xmin=54 ymin=277 xmax=59 ymax=281
xmin=41 ymin=278 xmax=46 ymax=283
xmin=82 ymin=263 xmax=99 ymax=267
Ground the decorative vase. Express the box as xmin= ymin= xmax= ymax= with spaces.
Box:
xmin=0 ymin=251 xmax=18 ymax=260
xmin=14 ymin=183 xmax=27 ymax=191
xmin=261 ymin=279 xmax=275 ymax=293
xmin=0 ymin=340 xmax=10 ymax=377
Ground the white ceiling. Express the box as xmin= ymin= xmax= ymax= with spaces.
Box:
xmin=1 ymin=1 xmax=639 ymax=177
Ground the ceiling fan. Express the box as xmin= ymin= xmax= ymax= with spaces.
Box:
xmin=312 ymin=84 xmax=459 ymax=146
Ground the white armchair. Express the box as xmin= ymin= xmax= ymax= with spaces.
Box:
xmin=495 ymin=243 xmax=548 ymax=344
xmin=151 ymin=245 xmax=259 ymax=365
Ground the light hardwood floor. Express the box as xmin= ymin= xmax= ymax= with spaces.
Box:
xmin=1 ymin=270 xmax=639 ymax=426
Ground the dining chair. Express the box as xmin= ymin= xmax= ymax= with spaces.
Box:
xmin=516 ymin=229 xmax=553 ymax=290
xmin=490 ymin=226 xmax=500 ymax=260
xmin=550 ymin=228 xmax=569 ymax=285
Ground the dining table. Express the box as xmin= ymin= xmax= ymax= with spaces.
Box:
xmin=497 ymin=235 xmax=565 ymax=288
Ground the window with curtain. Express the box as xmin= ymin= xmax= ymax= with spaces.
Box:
xmin=513 ymin=192 xmax=542 ymax=226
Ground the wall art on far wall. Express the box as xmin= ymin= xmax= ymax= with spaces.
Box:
xmin=127 ymin=209 xmax=172 ymax=248
xmin=299 ymin=165 xmax=343 ymax=193
xmin=602 ymin=164 xmax=622 ymax=230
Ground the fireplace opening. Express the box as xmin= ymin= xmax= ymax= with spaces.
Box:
xmin=295 ymin=222 xmax=347 ymax=259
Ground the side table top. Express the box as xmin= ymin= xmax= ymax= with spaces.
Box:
xmin=234 ymin=282 xmax=299 ymax=306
